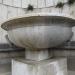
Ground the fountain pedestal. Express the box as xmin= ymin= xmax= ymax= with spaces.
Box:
xmin=1 ymin=13 xmax=74 ymax=75
xmin=12 ymin=49 xmax=68 ymax=75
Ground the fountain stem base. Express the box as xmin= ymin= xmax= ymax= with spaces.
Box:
xmin=25 ymin=49 xmax=52 ymax=61
xmin=12 ymin=57 xmax=68 ymax=75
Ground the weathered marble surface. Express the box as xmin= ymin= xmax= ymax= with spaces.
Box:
xmin=12 ymin=58 xmax=67 ymax=75
xmin=1 ymin=13 xmax=74 ymax=49
xmin=0 ymin=0 xmax=75 ymax=44
xmin=25 ymin=49 xmax=52 ymax=61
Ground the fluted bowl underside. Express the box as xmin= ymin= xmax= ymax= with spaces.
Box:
xmin=1 ymin=13 xmax=75 ymax=50
xmin=8 ymin=25 xmax=72 ymax=49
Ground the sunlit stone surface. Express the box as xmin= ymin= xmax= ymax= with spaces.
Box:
xmin=1 ymin=13 xmax=75 ymax=75
xmin=12 ymin=58 xmax=67 ymax=75
xmin=1 ymin=13 xmax=75 ymax=49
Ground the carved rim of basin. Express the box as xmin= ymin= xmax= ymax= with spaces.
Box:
xmin=1 ymin=13 xmax=75 ymax=49
xmin=1 ymin=13 xmax=75 ymax=30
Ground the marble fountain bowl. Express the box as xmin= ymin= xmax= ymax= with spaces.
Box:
xmin=1 ymin=13 xmax=75 ymax=50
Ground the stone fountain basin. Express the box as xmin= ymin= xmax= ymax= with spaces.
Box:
xmin=1 ymin=13 xmax=75 ymax=50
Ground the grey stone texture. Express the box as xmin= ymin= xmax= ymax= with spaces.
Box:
xmin=12 ymin=58 xmax=67 ymax=75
